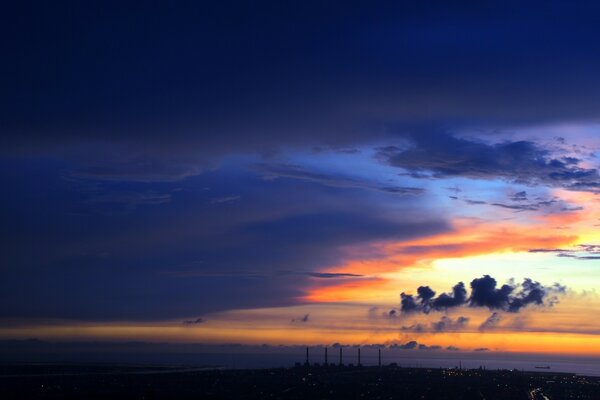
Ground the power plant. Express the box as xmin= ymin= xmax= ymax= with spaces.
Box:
xmin=296 ymin=346 xmax=386 ymax=368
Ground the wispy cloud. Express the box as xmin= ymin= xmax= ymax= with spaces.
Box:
xmin=529 ymin=244 xmax=600 ymax=260
xmin=377 ymin=133 xmax=600 ymax=192
xmin=254 ymin=163 xmax=425 ymax=195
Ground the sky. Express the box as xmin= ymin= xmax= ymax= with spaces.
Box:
xmin=1 ymin=1 xmax=600 ymax=359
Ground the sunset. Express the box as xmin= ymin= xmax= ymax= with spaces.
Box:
xmin=1 ymin=1 xmax=600 ymax=398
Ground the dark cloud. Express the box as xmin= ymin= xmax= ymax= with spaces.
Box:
xmin=401 ymin=316 xmax=469 ymax=333
xmin=307 ymin=272 xmax=364 ymax=279
xmin=530 ymin=244 xmax=600 ymax=261
xmin=528 ymin=248 xmax=570 ymax=253
xmin=378 ymin=133 xmax=600 ymax=192
xmin=400 ymin=323 xmax=426 ymax=333
xmin=511 ymin=191 xmax=528 ymax=201
xmin=402 ymin=282 xmax=467 ymax=313
xmin=182 ymin=317 xmax=204 ymax=325
xmin=431 ymin=283 xmax=468 ymax=311
xmin=469 ymin=276 xmax=515 ymax=310
xmin=419 ymin=344 xmax=442 ymax=351
xmin=291 ymin=314 xmax=310 ymax=323
xmin=458 ymin=192 xmax=566 ymax=214
xmin=311 ymin=146 xmax=360 ymax=155
xmin=401 ymin=275 xmax=565 ymax=315
xmin=389 ymin=341 xmax=447 ymax=351
xmin=478 ymin=312 xmax=501 ymax=331
xmin=488 ymin=202 xmax=541 ymax=212
xmin=417 ymin=286 xmax=436 ymax=303
xmin=67 ymin=156 xmax=208 ymax=183
xmin=390 ymin=341 xmax=418 ymax=350
xmin=84 ymin=190 xmax=173 ymax=215
xmin=209 ymin=195 xmax=241 ymax=205
xmin=255 ymin=163 xmax=425 ymax=196
xmin=431 ymin=316 xmax=470 ymax=332
xmin=0 ymin=161 xmax=451 ymax=321
xmin=4 ymin=3 xmax=600 ymax=159
xmin=474 ymin=348 xmax=490 ymax=352
xmin=87 ymin=191 xmax=172 ymax=207
xmin=465 ymin=199 xmax=487 ymax=205
xmin=470 ymin=275 xmax=564 ymax=312
xmin=0 ymin=1 xmax=597 ymax=327
xmin=400 ymin=293 xmax=420 ymax=313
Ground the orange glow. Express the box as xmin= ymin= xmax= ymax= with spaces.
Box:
xmin=2 ymin=319 xmax=599 ymax=356
xmin=305 ymin=218 xmax=577 ymax=303
xmin=302 ymin=278 xmax=391 ymax=302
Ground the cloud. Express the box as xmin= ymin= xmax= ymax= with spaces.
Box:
xmin=390 ymin=341 xmax=418 ymax=350
xmin=511 ymin=191 xmax=528 ymax=201
xmin=470 ymin=275 xmax=564 ymax=312
xmin=417 ymin=286 xmax=436 ymax=303
xmin=378 ymin=133 xmax=600 ymax=192
xmin=478 ymin=312 xmax=501 ymax=331
xmin=389 ymin=341 xmax=447 ymax=351
xmin=465 ymin=199 xmax=487 ymax=205
xmin=291 ymin=314 xmax=310 ymax=323
xmin=65 ymin=146 xmax=209 ymax=182
xmin=401 ymin=316 xmax=469 ymax=333
xmin=419 ymin=344 xmax=442 ymax=351
xmin=401 ymin=282 xmax=467 ymax=313
xmin=400 ymin=293 xmax=420 ymax=313
xmin=182 ymin=317 xmax=204 ymax=325
xmin=2 ymin=2 xmax=598 ymax=327
xmin=400 ymin=323 xmax=426 ymax=333
xmin=6 ymin=3 xmax=600 ymax=162
xmin=469 ymin=276 xmax=516 ymax=310
xmin=469 ymin=275 xmax=565 ymax=312
xmin=0 ymin=155 xmax=453 ymax=321
xmin=401 ymin=275 xmax=566 ymax=314
xmin=85 ymin=190 xmax=173 ymax=212
xmin=210 ymin=195 xmax=241 ymax=204
xmin=308 ymin=272 xmax=364 ymax=279
xmin=455 ymin=190 xmax=573 ymax=214
xmin=474 ymin=348 xmax=490 ymax=352
xmin=529 ymin=244 xmax=600 ymax=261
xmin=431 ymin=283 xmax=468 ymax=310
xmin=488 ymin=202 xmax=542 ymax=212
xmin=254 ymin=163 xmax=425 ymax=196
xmin=431 ymin=316 xmax=470 ymax=332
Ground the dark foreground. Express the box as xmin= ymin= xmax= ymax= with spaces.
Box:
xmin=1 ymin=364 xmax=598 ymax=399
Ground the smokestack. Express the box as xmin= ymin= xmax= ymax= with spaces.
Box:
xmin=339 ymin=347 xmax=343 ymax=366
xmin=325 ymin=347 xmax=328 ymax=365
xmin=358 ymin=347 xmax=361 ymax=366
xmin=306 ymin=347 xmax=309 ymax=365
xmin=378 ymin=348 xmax=381 ymax=367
